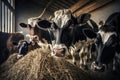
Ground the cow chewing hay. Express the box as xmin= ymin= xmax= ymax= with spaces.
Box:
xmin=0 ymin=48 xmax=92 ymax=80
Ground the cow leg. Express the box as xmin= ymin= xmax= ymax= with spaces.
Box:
xmin=83 ymin=53 xmax=88 ymax=70
xmin=79 ymin=56 xmax=83 ymax=68
xmin=72 ymin=56 xmax=76 ymax=65
xmin=79 ymin=51 xmax=86 ymax=69
xmin=72 ymin=51 xmax=76 ymax=65
xmin=69 ymin=47 xmax=76 ymax=65
xmin=88 ymin=44 xmax=92 ymax=61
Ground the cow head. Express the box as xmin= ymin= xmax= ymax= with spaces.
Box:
xmin=36 ymin=9 xmax=93 ymax=57
xmin=19 ymin=18 xmax=42 ymax=44
xmin=84 ymin=24 xmax=118 ymax=72
xmin=37 ymin=9 xmax=74 ymax=57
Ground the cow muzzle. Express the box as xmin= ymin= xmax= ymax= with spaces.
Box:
xmin=52 ymin=44 xmax=66 ymax=57
xmin=29 ymin=35 xmax=39 ymax=42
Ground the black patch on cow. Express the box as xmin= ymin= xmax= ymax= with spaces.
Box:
xmin=37 ymin=20 xmax=51 ymax=29
xmin=100 ymin=25 xmax=116 ymax=33
xmin=17 ymin=41 xmax=29 ymax=55
xmin=19 ymin=23 xmax=28 ymax=28
xmin=83 ymin=29 xmax=97 ymax=39
xmin=77 ymin=13 xmax=91 ymax=24
xmin=89 ymin=19 xmax=98 ymax=32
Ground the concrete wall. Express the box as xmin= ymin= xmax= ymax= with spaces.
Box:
xmin=90 ymin=0 xmax=120 ymax=25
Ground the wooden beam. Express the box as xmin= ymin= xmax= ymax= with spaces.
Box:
xmin=2 ymin=0 xmax=15 ymax=13
xmin=67 ymin=0 xmax=76 ymax=5
xmin=60 ymin=0 xmax=71 ymax=7
xmin=52 ymin=2 xmax=63 ymax=9
xmin=55 ymin=1 xmax=69 ymax=9
xmin=75 ymin=0 xmax=113 ymax=16
xmin=70 ymin=0 xmax=90 ymax=13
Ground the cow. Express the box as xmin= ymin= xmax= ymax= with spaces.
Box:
xmin=19 ymin=2 xmax=54 ymax=48
xmin=16 ymin=39 xmax=51 ymax=59
xmin=16 ymin=40 xmax=31 ymax=59
xmin=19 ymin=16 xmax=54 ymax=47
xmin=0 ymin=31 xmax=24 ymax=64
xmin=35 ymin=9 xmax=98 ymax=59
xmin=83 ymin=12 xmax=120 ymax=72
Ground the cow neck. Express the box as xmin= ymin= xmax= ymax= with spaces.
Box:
xmin=71 ymin=28 xmax=76 ymax=45
xmin=47 ymin=29 xmax=53 ymax=44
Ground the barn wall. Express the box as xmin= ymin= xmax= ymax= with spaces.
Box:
xmin=15 ymin=1 xmax=52 ymax=41
xmin=90 ymin=0 xmax=120 ymax=25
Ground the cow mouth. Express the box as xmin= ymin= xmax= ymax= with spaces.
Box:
xmin=53 ymin=48 xmax=66 ymax=57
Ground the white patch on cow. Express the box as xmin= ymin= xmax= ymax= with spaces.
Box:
xmin=17 ymin=31 xmax=23 ymax=33
xmin=53 ymin=44 xmax=66 ymax=49
xmin=53 ymin=9 xmax=72 ymax=28
xmin=28 ymin=18 xmax=38 ymax=27
xmin=98 ymin=31 xmax=117 ymax=44
xmin=52 ymin=44 xmax=69 ymax=56
xmin=26 ymin=34 xmax=30 ymax=37
xmin=37 ymin=41 xmax=45 ymax=47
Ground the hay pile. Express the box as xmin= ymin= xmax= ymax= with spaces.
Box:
xmin=0 ymin=48 xmax=92 ymax=80
xmin=0 ymin=53 xmax=18 ymax=73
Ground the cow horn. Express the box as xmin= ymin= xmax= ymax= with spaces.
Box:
xmin=38 ymin=0 xmax=53 ymax=18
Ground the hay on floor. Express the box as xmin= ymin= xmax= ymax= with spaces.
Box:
xmin=0 ymin=53 xmax=18 ymax=73
xmin=0 ymin=48 xmax=92 ymax=80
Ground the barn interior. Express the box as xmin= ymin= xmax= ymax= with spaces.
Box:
xmin=0 ymin=0 xmax=120 ymax=80
xmin=0 ymin=0 xmax=120 ymax=35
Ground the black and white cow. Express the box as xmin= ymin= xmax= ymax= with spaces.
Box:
xmin=35 ymin=9 xmax=98 ymax=58
xmin=84 ymin=12 xmax=120 ymax=72
xmin=16 ymin=40 xmax=30 ymax=59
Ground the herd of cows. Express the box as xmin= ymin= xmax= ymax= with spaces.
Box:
xmin=0 ymin=9 xmax=120 ymax=72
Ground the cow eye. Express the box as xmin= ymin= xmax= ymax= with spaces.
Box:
xmin=50 ymin=26 xmax=55 ymax=31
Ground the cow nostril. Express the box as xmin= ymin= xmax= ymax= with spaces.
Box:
xmin=34 ymin=36 xmax=37 ymax=39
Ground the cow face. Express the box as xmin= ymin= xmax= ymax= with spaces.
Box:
xmin=37 ymin=9 xmax=75 ymax=57
xmin=84 ymin=25 xmax=118 ymax=71
xmin=19 ymin=18 xmax=41 ymax=43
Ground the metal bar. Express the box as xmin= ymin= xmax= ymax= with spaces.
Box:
xmin=6 ymin=7 xmax=8 ymax=32
xmin=2 ymin=0 xmax=15 ymax=13
xmin=0 ymin=0 xmax=2 ymax=31
xmin=4 ymin=2 xmax=5 ymax=32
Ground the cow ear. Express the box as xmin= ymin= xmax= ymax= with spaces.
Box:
xmin=77 ymin=13 xmax=91 ymax=24
xmin=19 ymin=23 xmax=28 ymax=28
xmin=12 ymin=42 xmax=18 ymax=45
xmin=83 ymin=29 xmax=97 ymax=39
xmin=37 ymin=20 xmax=51 ymax=30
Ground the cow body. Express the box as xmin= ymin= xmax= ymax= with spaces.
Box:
xmin=84 ymin=12 xmax=120 ymax=72
xmin=0 ymin=31 xmax=24 ymax=64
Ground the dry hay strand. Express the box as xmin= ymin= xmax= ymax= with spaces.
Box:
xmin=0 ymin=48 xmax=92 ymax=80
xmin=0 ymin=53 xmax=18 ymax=74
